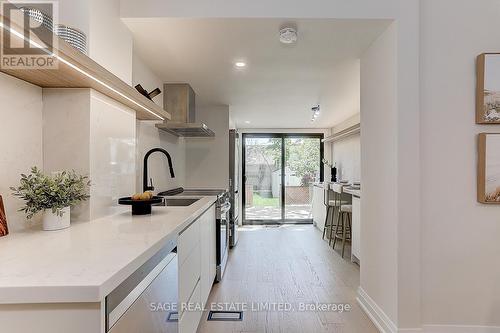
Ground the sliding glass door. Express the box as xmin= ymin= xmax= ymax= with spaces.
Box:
xmin=243 ymin=136 xmax=282 ymax=221
xmin=284 ymin=137 xmax=322 ymax=220
xmin=242 ymin=133 xmax=323 ymax=224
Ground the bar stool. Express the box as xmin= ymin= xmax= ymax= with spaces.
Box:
xmin=322 ymin=184 xmax=349 ymax=244
xmin=331 ymin=184 xmax=352 ymax=258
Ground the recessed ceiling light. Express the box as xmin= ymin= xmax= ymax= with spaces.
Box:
xmin=235 ymin=62 xmax=246 ymax=68
xmin=244 ymin=120 xmax=251 ymax=124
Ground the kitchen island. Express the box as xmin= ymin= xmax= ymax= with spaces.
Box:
xmin=0 ymin=196 xmax=217 ymax=333
xmin=312 ymin=182 xmax=361 ymax=264
xmin=342 ymin=186 xmax=361 ymax=264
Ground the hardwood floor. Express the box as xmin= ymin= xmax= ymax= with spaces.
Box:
xmin=197 ymin=225 xmax=378 ymax=333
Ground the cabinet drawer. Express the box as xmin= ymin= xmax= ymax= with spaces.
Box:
xmin=179 ymin=280 xmax=202 ymax=333
xmin=178 ymin=219 xmax=201 ymax=266
xmin=179 ymin=243 xmax=201 ymax=315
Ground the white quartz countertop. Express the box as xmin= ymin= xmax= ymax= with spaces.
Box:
xmin=343 ymin=187 xmax=361 ymax=198
xmin=314 ymin=182 xmax=361 ymax=197
xmin=0 ymin=196 xmax=217 ymax=304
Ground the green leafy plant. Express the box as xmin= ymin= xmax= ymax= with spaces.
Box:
xmin=10 ymin=167 xmax=90 ymax=219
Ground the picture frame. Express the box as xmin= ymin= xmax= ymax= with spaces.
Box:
xmin=478 ymin=133 xmax=500 ymax=203
xmin=0 ymin=195 xmax=8 ymax=236
xmin=476 ymin=53 xmax=500 ymax=124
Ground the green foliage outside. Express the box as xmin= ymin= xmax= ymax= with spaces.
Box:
xmin=264 ymin=138 xmax=321 ymax=185
xmin=253 ymin=193 xmax=280 ymax=207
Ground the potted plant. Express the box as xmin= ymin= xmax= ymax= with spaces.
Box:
xmin=10 ymin=167 xmax=90 ymax=231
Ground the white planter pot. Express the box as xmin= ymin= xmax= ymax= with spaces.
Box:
xmin=42 ymin=207 xmax=70 ymax=231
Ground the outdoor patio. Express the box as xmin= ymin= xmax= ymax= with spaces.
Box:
xmin=245 ymin=204 xmax=312 ymax=220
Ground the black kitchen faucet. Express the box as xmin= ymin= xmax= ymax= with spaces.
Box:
xmin=143 ymin=148 xmax=175 ymax=192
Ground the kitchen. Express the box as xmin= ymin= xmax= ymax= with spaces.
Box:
xmin=2 ymin=1 xmax=499 ymax=333
xmin=0 ymin=5 xmax=369 ymax=330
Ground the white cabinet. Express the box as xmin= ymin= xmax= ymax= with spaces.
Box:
xmin=312 ymin=185 xmax=326 ymax=231
xmin=179 ymin=280 xmax=202 ymax=333
xmin=178 ymin=243 xmax=201 ymax=319
xmin=200 ymin=205 xmax=216 ymax=305
xmin=351 ymin=196 xmax=361 ymax=264
xmin=178 ymin=204 xmax=216 ymax=333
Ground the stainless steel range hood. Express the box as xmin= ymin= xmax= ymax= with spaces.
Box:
xmin=155 ymin=84 xmax=215 ymax=137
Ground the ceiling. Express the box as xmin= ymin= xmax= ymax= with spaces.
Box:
xmin=123 ymin=18 xmax=391 ymax=128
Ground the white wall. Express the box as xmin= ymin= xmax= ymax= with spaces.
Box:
xmin=0 ymin=74 xmax=43 ymax=232
xmin=360 ymin=22 xmax=399 ymax=326
xmin=88 ymin=0 xmax=133 ymax=84
xmin=185 ymin=105 xmax=230 ymax=189
xmin=89 ymin=91 xmax=136 ymax=218
xmin=330 ymin=114 xmax=361 ymax=182
xmin=43 ymin=89 xmax=91 ymax=221
xmin=320 ymin=59 xmax=361 ymax=127
xmin=58 ymin=0 xmax=90 ymax=37
xmin=132 ymin=52 xmax=163 ymax=106
xmin=420 ymin=0 xmax=500 ymax=328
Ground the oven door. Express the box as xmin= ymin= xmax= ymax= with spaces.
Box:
xmin=216 ymin=202 xmax=231 ymax=281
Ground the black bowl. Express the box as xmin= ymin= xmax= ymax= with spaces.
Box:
xmin=118 ymin=196 xmax=164 ymax=215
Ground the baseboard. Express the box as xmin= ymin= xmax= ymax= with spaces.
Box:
xmin=356 ymin=288 xmax=500 ymax=333
xmin=357 ymin=287 xmax=398 ymax=333
xmin=422 ymin=325 xmax=500 ymax=333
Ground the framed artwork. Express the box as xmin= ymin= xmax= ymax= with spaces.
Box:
xmin=0 ymin=195 xmax=8 ymax=236
xmin=478 ymin=133 xmax=500 ymax=203
xmin=476 ymin=53 xmax=500 ymax=124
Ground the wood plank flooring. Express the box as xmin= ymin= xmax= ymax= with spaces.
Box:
xmin=197 ymin=225 xmax=377 ymax=333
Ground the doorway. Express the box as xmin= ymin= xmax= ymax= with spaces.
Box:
xmin=242 ymin=133 xmax=324 ymax=224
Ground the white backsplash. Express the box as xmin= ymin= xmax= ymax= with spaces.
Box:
xmin=0 ymin=73 xmax=43 ymax=232
xmin=89 ymin=91 xmax=136 ymax=218
xmin=43 ymin=88 xmax=136 ymax=222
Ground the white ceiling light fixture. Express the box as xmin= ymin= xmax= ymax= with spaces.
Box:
xmin=234 ymin=61 xmax=246 ymax=68
xmin=311 ymin=105 xmax=320 ymax=122
xmin=279 ymin=27 xmax=298 ymax=44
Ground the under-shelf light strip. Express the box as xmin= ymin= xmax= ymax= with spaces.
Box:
xmin=0 ymin=21 xmax=164 ymax=121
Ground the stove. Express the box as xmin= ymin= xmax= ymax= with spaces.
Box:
xmin=176 ymin=189 xmax=226 ymax=196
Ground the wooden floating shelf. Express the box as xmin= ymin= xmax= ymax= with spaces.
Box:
xmin=0 ymin=13 xmax=170 ymax=121
xmin=322 ymin=123 xmax=360 ymax=143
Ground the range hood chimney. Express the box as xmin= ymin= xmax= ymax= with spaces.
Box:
xmin=155 ymin=84 xmax=215 ymax=137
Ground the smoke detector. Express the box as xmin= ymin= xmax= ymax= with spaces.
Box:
xmin=279 ymin=27 xmax=298 ymax=44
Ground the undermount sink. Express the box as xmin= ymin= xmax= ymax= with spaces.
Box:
xmin=164 ymin=198 xmax=200 ymax=206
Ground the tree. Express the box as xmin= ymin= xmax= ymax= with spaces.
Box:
xmin=262 ymin=138 xmax=320 ymax=185
xmin=284 ymin=138 xmax=320 ymax=185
